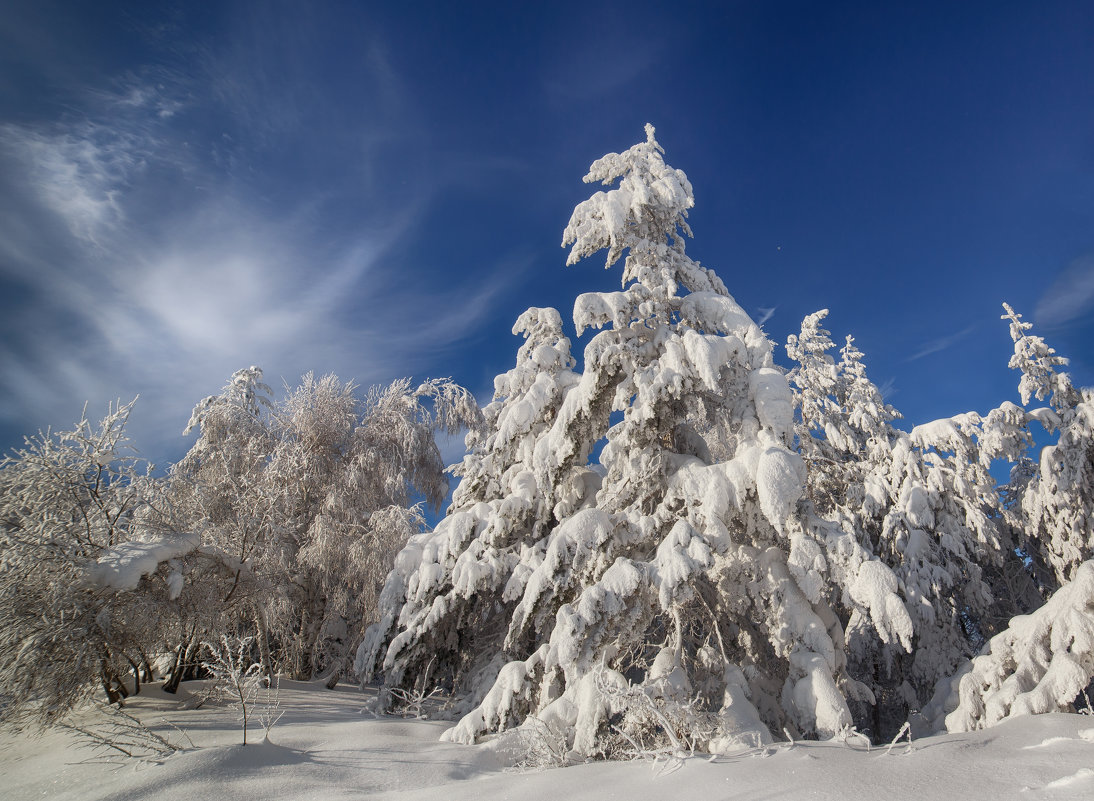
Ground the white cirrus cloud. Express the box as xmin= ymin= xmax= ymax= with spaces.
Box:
xmin=0 ymin=65 xmax=494 ymax=463
xmin=908 ymin=325 xmax=976 ymax=361
xmin=1035 ymin=253 xmax=1094 ymax=330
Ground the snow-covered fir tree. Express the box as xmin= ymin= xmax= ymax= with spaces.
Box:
xmin=933 ymin=305 xmax=1094 ymax=731
xmin=785 ymin=310 xmax=1043 ymax=738
xmin=786 ymin=313 xmax=916 ymax=736
xmin=360 ymin=126 xmax=914 ymax=756
xmin=355 ymin=306 xmax=586 ymax=709
xmin=1001 ymin=304 xmax=1094 ymax=589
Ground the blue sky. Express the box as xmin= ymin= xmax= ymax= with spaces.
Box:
xmin=1 ymin=0 xmax=1092 ymax=468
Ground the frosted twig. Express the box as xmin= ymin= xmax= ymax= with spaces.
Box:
xmin=885 ymin=721 xmax=912 ymax=755
xmin=839 ymin=726 xmax=872 ymax=752
xmin=782 ymin=727 xmax=796 ymax=750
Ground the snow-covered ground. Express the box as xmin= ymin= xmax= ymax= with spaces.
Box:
xmin=2 ymin=680 xmax=1092 ymax=800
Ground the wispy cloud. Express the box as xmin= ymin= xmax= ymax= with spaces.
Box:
xmin=0 ymin=52 xmax=492 ymax=460
xmin=543 ymin=37 xmax=661 ymax=102
xmin=0 ymin=124 xmax=142 ymax=246
xmin=756 ymin=306 xmax=776 ymax=326
xmin=1035 ymin=253 xmax=1094 ymax=330
xmin=908 ymin=325 xmax=976 ymax=361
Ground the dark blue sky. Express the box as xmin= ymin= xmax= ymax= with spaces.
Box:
xmin=1 ymin=0 xmax=1092 ymax=466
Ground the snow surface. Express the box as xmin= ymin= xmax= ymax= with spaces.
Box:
xmin=3 ymin=681 xmax=1093 ymax=801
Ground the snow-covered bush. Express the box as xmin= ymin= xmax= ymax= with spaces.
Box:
xmin=58 ymin=702 xmax=187 ymax=762
xmin=0 ymin=401 xmax=197 ymax=726
xmin=360 ymin=126 xmax=913 ymax=756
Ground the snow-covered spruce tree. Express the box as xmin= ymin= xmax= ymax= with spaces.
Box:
xmin=0 ymin=401 xmax=198 ymax=726
xmin=932 ymin=305 xmax=1094 ymax=732
xmin=362 ymin=126 xmax=910 ymax=756
xmin=1001 ymin=303 xmax=1094 ymax=589
xmin=355 ymin=307 xmax=586 ymax=709
xmin=786 ymin=311 xmax=1038 ymax=739
xmin=786 ymin=313 xmax=916 ymax=737
xmin=877 ymin=402 xmax=1034 ymax=733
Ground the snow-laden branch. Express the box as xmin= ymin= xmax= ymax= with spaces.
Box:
xmin=87 ymin=532 xmax=201 ymax=594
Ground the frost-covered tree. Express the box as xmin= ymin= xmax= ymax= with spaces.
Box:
xmin=165 ymin=367 xmax=276 ymax=689
xmin=263 ymin=373 xmax=481 ymax=685
xmin=362 ymin=126 xmax=913 ymax=756
xmin=166 ymin=367 xmax=482 ymax=689
xmin=0 ymin=401 xmax=198 ymax=725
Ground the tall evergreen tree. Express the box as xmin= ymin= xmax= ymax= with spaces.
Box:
xmin=361 ymin=126 xmax=911 ymax=756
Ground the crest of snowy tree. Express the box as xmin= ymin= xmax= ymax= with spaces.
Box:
xmin=363 ymin=126 xmax=913 ymax=756
xmin=1002 ymin=303 xmax=1093 ymax=588
xmin=262 ymin=373 xmax=482 ymax=686
xmin=786 ymin=312 xmax=901 ymax=518
xmin=355 ymin=307 xmax=585 ymax=708
xmin=0 ymin=401 xmax=198 ymax=726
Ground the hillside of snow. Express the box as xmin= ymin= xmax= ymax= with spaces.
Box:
xmin=2 ymin=681 xmax=1092 ymax=801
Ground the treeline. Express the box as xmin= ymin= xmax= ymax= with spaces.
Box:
xmin=0 ymin=369 xmax=479 ymax=726
xmin=1 ymin=127 xmax=1091 ymax=758
xmin=356 ymin=127 xmax=1094 ymax=756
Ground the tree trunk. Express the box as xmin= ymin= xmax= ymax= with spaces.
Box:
xmin=322 ymin=658 xmax=343 ymax=689
xmin=125 ymin=654 xmax=141 ymax=696
xmin=163 ymin=630 xmax=197 ymax=694
xmin=139 ymin=649 xmax=154 ymax=683
xmin=255 ymin=609 xmax=275 ymax=679
xmin=100 ymin=652 xmax=129 ymax=705
xmin=162 ymin=642 xmax=185 ymax=694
